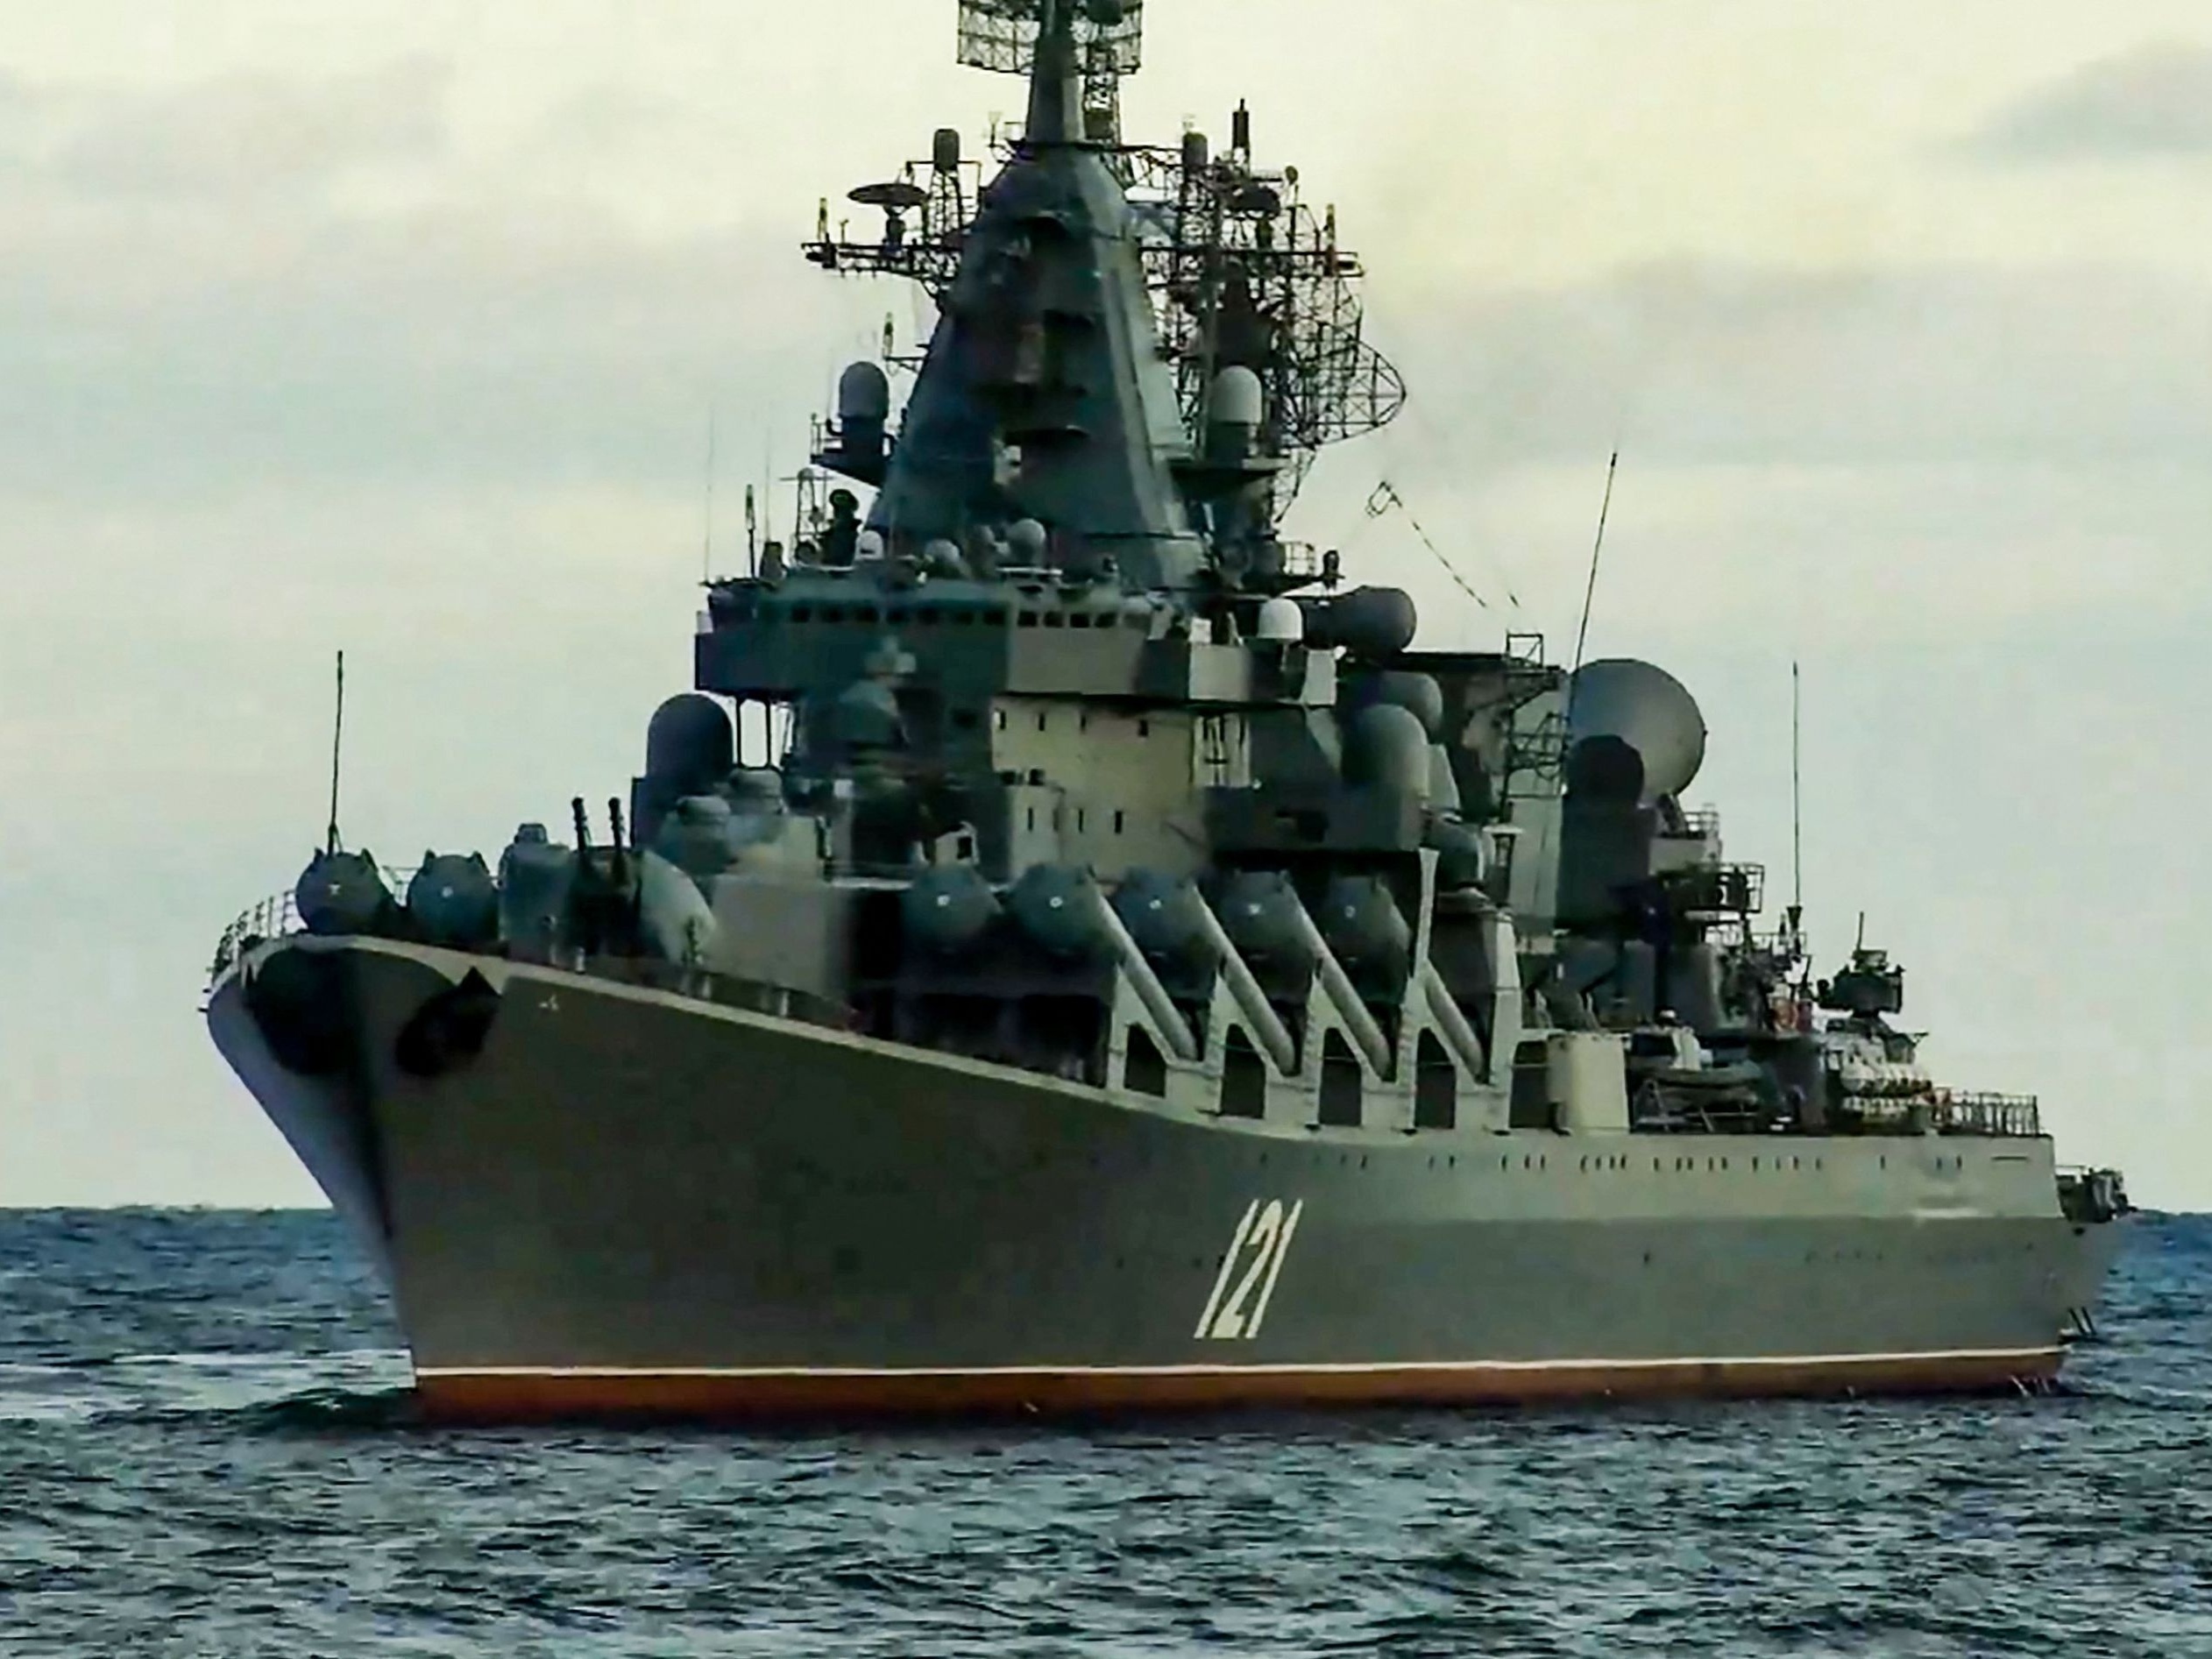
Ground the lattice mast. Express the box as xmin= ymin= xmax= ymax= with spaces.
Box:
xmin=803 ymin=0 xmax=1404 ymax=525
xmin=958 ymin=0 xmax=1144 ymax=144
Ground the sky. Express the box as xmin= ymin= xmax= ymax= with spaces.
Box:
xmin=0 ymin=2 xmax=2205 ymax=1207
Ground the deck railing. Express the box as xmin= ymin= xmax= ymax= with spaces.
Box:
xmin=1932 ymin=1092 xmax=2042 ymax=1138
xmin=206 ymin=865 xmax=418 ymax=988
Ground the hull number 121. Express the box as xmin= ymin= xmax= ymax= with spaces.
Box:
xmin=1195 ymin=1198 xmax=1304 ymax=1341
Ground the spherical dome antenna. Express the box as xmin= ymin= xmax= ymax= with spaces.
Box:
xmin=1255 ymin=597 xmax=1303 ymax=643
xmin=1565 ymin=658 xmax=1707 ymax=803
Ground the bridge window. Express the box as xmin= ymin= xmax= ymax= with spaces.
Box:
xmin=1319 ymin=1031 xmax=1362 ymax=1127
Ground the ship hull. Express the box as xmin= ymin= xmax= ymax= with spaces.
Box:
xmin=210 ymin=939 xmax=2122 ymax=1421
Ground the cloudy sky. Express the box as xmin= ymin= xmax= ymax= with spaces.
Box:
xmin=1 ymin=2 xmax=2205 ymax=1207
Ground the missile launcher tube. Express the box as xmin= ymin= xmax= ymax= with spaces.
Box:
xmin=1186 ymin=897 xmax=1298 ymax=1076
xmin=1090 ymin=890 xmax=1201 ymax=1062
xmin=1280 ymin=897 xmax=1393 ymax=1076
xmin=1419 ymin=961 xmax=1488 ymax=1083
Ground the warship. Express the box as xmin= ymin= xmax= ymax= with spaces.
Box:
xmin=206 ymin=0 xmax=2129 ymax=1421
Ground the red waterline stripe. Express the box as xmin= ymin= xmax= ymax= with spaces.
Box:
xmin=415 ymin=1348 xmax=2066 ymax=1421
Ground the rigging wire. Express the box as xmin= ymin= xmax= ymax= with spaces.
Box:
xmin=1365 ymin=479 xmax=1492 ymax=613
xmin=1359 ymin=304 xmax=1526 ymax=610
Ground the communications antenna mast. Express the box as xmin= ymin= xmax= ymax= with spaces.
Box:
xmin=957 ymin=0 xmax=1144 ymax=143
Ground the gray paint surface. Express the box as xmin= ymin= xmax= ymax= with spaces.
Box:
xmin=210 ymin=939 xmax=2116 ymax=1394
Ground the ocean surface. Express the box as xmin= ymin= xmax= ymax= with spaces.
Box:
xmin=0 ymin=1210 xmax=2204 ymax=1657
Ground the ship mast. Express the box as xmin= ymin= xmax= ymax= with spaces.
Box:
xmin=1022 ymin=0 xmax=1081 ymax=147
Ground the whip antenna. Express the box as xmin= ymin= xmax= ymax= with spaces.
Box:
xmin=323 ymin=649 xmax=346 ymax=855
xmin=1791 ymin=660 xmax=1804 ymax=916
xmin=1569 ymin=450 xmax=1619 ymax=679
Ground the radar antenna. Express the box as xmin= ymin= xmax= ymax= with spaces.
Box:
xmin=804 ymin=0 xmax=1406 ymax=523
xmin=958 ymin=0 xmax=1143 ymax=143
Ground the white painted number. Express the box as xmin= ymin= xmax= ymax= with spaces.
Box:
xmin=1194 ymin=1198 xmax=1304 ymax=1341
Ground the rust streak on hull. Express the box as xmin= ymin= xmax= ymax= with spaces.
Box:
xmin=418 ymin=1350 xmax=2066 ymax=1423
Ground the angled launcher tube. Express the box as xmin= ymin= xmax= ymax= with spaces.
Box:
xmin=1188 ymin=897 xmax=1299 ymax=1076
xmin=1420 ymin=961 xmax=1487 ymax=1082
xmin=1283 ymin=899 xmax=1393 ymax=1077
xmin=1092 ymin=891 xmax=1200 ymax=1063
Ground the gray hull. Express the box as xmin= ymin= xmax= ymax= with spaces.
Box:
xmin=211 ymin=939 xmax=2122 ymax=1420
